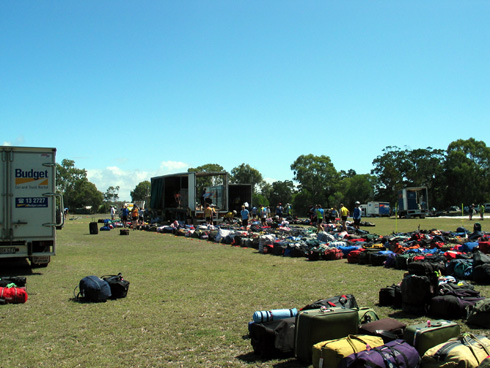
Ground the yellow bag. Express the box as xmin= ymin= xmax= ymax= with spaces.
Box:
xmin=312 ymin=334 xmax=384 ymax=368
xmin=421 ymin=333 xmax=490 ymax=368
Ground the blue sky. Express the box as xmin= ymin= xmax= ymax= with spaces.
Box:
xmin=2 ymin=1 xmax=489 ymax=201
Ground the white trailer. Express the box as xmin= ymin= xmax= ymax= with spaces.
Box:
xmin=365 ymin=201 xmax=391 ymax=217
xmin=0 ymin=146 xmax=63 ymax=267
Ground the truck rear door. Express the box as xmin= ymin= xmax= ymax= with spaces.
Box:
xmin=7 ymin=149 xmax=57 ymax=241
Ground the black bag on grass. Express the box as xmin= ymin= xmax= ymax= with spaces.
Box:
xmin=101 ymin=273 xmax=130 ymax=299
xmin=75 ymin=276 xmax=111 ymax=302
xmin=0 ymin=276 xmax=27 ymax=288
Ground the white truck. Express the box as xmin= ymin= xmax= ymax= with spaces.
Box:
xmin=0 ymin=146 xmax=63 ymax=267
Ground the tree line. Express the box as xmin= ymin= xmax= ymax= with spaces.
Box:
xmin=57 ymin=138 xmax=490 ymax=216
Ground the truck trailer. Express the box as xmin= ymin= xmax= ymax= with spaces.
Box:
xmin=363 ymin=201 xmax=391 ymax=217
xmin=150 ymin=172 xmax=252 ymax=224
xmin=0 ymin=146 xmax=63 ymax=267
xmin=397 ymin=186 xmax=429 ymax=219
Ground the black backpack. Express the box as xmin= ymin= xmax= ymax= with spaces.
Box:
xmin=101 ymin=273 xmax=130 ymax=299
xmin=75 ymin=276 xmax=112 ymax=302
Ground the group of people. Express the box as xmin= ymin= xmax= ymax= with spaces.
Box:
xmin=469 ymin=203 xmax=486 ymax=221
xmin=310 ymin=201 xmax=362 ymax=232
xmin=117 ymin=205 xmax=144 ymax=229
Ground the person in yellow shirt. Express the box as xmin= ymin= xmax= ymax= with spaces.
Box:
xmin=340 ymin=203 xmax=350 ymax=231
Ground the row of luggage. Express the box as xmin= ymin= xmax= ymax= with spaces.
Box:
xmin=248 ymin=294 xmax=490 ymax=367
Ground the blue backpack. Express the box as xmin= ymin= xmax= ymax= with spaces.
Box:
xmin=75 ymin=276 xmax=112 ymax=302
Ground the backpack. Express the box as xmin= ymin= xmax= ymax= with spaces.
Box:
xmin=101 ymin=274 xmax=130 ymax=299
xmin=75 ymin=276 xmax=112 ymax=302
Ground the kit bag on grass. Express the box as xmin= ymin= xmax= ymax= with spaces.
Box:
xmin=466 ymin=298 xmax=490 ymax=328
xmin=359 ymin=318 xmax=406 ymax=343
xmin=401 ymin=274 xmax=435 ymax=315
xmin=294 ymin=306 xmax=359 ymax=364
xmin=75 ymin=276 xmax=112 ymax=302
xmin=101 ymin=273 xmax=130 ymax=299
xmin=421 ymin=333 xmax=490 ymax=368
xmin=249 ymin=317 xmax=296 ymax=359
xmin=378 ymin=284 xmax=402 ymax=308
xmin=403 ymin=319 xmax=460 ymax=356
xmin=0 ymin=276 xmax=27 ymax=288
xmin=312 ymin=334 xmax=385 ymax=368
xmin=429 ymin=295 xmax=484 ymax=320
xmin=300 ymin=294 xmax=358 ymax=311
xmin=0 ymin=287 xmax=28 ymax=304
xmin=337 ymin=339 xmax=420 ymax=368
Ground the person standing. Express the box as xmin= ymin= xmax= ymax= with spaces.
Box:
xmin=480 ymin=204 xmax=485 ymax=220
xmin=316 ymin=204 xmax=324 ymax=232
xmin=353 ymin=201 xmax=362 ymax=230
xmin=121 ymin=205 xmax=129 ymax=228
xmin=470 ymin=204 xmax=475 ymax=220
xmin=131 ymin=205 xmax=139 ymax=230
xmin=275 ymin=203 xmax=283 ymax=218
xmin=260 ymin=205 xmax=267 ymax=227
xmin=110 ymin=206 xmax=116 ymax=220
xmin=241 ymin=205 xmax=250 ymax=229
xmin=340 ymin=203 xmax=350 ymax=231
xmin=204 ymin=203 xmax=215 ymax=226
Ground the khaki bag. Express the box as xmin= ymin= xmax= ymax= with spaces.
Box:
xmin=312 ymin=334 xmax=384 ymax=368
xmin=421 ymin=333 xmax=490 ymax=368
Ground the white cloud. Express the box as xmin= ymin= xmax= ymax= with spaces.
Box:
xmin=86 ymin=161 xmax=190 ymax=202
xmin=160 ymin=160 xmax=189 ymax=171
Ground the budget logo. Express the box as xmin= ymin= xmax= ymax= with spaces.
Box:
xmin=15 ymin=169 xmax=49 ymax=185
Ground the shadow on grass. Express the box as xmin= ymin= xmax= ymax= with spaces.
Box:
xmin=235 ymin=352 xmax=306 ymax=368
xmin=0 ymin=259 xmax=42 ymax=277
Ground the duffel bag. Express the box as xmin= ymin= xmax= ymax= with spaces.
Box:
xmin=338 ymin=339 xmax=420 ymax=368
xmin=101 ymin=273 xmax=130 ymax=299
xmin=75 ymin=275 xmax=111 ymax=302
xmin=0 ymin=287 xmax=28 ymax=304
xmin=467 ymin=298 xmax=490 ymax=328
xmin=312 ymin=334 xmax=384 ymax=368
xmin=0 ymin=276 xmax=27 ymax=288
xmin=429 ymin=295 xmax=484 ymax=320
xmin=421 ymin=333 xmax=490 ymax=368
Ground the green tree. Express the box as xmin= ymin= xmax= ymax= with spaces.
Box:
xmin=66 ymin=179 xmax=103 ymax=213
xmin=267 ymin=180 xmax=295 ymax=208
xmin=104 ymin=186 xmax=120 ymax=203
xmin=188 ymin=163 xmax=226 ymax=188
xmin=56 ymin=159 xmax=87 ymax=195
xmin=230 ymin=163 xmax=264 ymax=192
xmin=371 ymin=146 xmax=405 ymax=203
xmin=131 ymin=181 xmax=151 ymax=202
xmin=444 ymin=138 xmax=490 ymax=207
xmin=290 ymin=154 xmax=339 ymax=207
xmin=340 ymin=174 xmax=376 ymax=209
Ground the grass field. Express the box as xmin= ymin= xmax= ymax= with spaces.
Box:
xmin=1 ymin=215 xmax=489 ymax=367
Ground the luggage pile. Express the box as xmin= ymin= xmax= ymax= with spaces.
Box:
xmin=248 ymin=293 xmax=490 ymax=367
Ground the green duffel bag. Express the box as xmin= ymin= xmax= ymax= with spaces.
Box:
xmin=312 ymin=334 xmax=384 ymax=368
xmin=421 ymin=333 xmax=490 ymax=368
xmin=467 ymin=298 xmax=490 ymax=328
